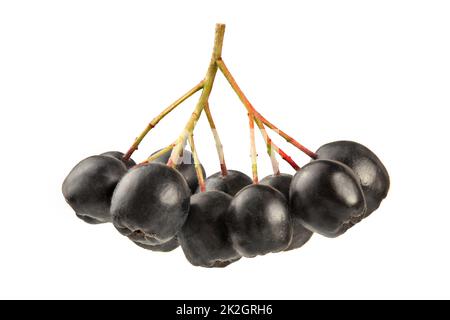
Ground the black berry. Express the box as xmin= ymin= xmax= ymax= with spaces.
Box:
xmin=151 ymin=148 xmax=206 ymax=193
xmin=111 ymin=163 xmax=190 ymax=244
xmin=290 ymin=160 xmax=366 ymax=237
xmin=260 ymin=173 xmax=313 ymax=250
xmin=202 ymin=170 xmax=252 ymax=196
xmin=315 ymin=140 xmax=389 ymax=216
xmin=101 ymin=151 xmax=136 ymax=169
xmin=62 ymin=155 xmax=127 ymax=224
xmin=227 ymin=184 xmax=292 ymax=257
xmin=178 ymin=191 xmax=240 ymax=267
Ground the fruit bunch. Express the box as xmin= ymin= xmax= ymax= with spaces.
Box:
xmin=62 ymin=24 xmax=390 ymax=268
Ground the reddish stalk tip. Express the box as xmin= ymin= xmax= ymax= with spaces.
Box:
xmin=217 ymin=59 xmax=317 ymax=160
xmin=122 ymin=147 xmax=136 ymax=161
xmin=220 ymin=163 xmax=228 ymax=176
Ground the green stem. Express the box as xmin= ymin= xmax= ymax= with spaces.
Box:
xmin=140 ymin=142 xmax=176 ymax=164
xmin=254 ymin=120 xmax=280 ymax=175
xmin=203 ymin=102 xmax=228 ymax=176
xmin=168 ymin=24 xmax=226 ymax=167
xmin=123 ymin=81 xmax=204 ymax=161
xmin=188 ymin=133 xmax=206 ymax=192
xmin=248 ymin=112 xmax=258 ymax=183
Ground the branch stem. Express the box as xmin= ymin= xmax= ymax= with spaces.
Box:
xmin=254 ymin=120 xmax=280 ymax=174
xmin=203 ymin=102 xmax=228 ymax=176
xmin=140 ymin=141 xmax=176 ymax=164
xmin=123 ymin=81 xmax=204 ymax=160
xmin=248 ymin=113 xmax=258 ymax=183
xmin=188 ymin=133 xmax=206 ymax=192
xmin=256 ymin=120 xmax=300 ymax=171
xmin=168 ymin=24 xmax=226 ymax=167
xmin=216 ymin=58 xmax=299 ymax=171
xmin=217 ymin=59 xmax=317 ymax=159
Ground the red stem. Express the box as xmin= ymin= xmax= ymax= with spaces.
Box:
xmin=263 ymin=130 xmax=300 ymax=171
xmin=254 ymin=112 xmax=317 ymax=159
xmin=277 ymin=147 xmax=301 ymax=171
xmin=217 ymin=59 xmax=317 ymax=159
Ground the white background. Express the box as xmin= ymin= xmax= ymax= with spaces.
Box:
xmin=1 ymin=0 xmax=449 ymax=299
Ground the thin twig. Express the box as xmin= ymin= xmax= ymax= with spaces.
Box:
xmin=256 ymin=120 xmax=300 ymax=171
xmin=203 ymin=102 xmax=228 ymax=176
xmin=168 ymin=24 xmax=226 ymax=167
xmin=140 ymin=141 xmax=176 ymax=164
xmin=254 ymin=121 xmax=280 ymax=174
xmin=217 ymin=59 xmax=317 ymax=159
xmin=188 ymin=133 xmax=205 ymax=192
xmin=123 ymin=81 xmax=204 ymax=160
xmin=248 ymin=113 xmax=258 ymax=183
xmin=217 ymin=59 xmax=301 ymax=171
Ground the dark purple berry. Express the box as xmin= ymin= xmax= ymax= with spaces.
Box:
xmin=178 ymin=191 xmax=241 ymax=268
xmin=315 ymin=141 xmax=389 ymax=216
xmin=111 ymin=163 xmax=190 ymax=245
xmin=62 ymin=155 xmax=127 ymax=224
xmin=290 ymin=160 xmax=366 ymax=237
xmin=132 ymin=237 xmax=179 ymax=252
xmin=151 ymin=148 xmax=205 ymax=193
xmin=260 ymin=173 xmax=292 ymax=200
xmin=202 ymin=170 xmax=252 ymax=196
xmin=101 ymin=151 xmax=136 ymax=169
xmin=260 ymin=173 xmax=313 ymax=250
xmin=227 ymin=184 xmax=292 ymax=257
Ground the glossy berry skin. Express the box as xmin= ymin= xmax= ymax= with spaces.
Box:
xmin=290 ymin=160 xmax=366 ymax=238
xmin=111 ymin=163 xmax=190 ymax=245
xmin=202 ymin=170 xmax=252 ymax=196
xmin=62 ymin=155 xmax=127 ymax=224
xmin=151 ymin=149 xmax=205 ymax=193
xmin=226 ymin=184 xmax=293 ymax=257
xmin=100 ymin=151 xmax=136 ymax=169
xmin=132 ymin=237 xmax=179 ymax=252
xmin=178 ymin=191 xmax=241 ymax=268
xmin=177 ymin=162 xmax=206 ymax=194
xmin=75 ymin=214 xmax=104 ymax=225
xmin=260 ymin=173 xmax=293 ymax=200
xmin=260 ymin=174 xmax=313 ymax=251
xmin=286 ymin=218 xmax=314 ymax=251
xmin=315 ymin=141 xmax=390 ymax=216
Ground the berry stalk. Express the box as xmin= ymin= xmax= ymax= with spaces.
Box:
xmin=188 ymin=133 xmax=206 ymax=192
xmin=203 ymin=102 xmax=228 ymax=176
xmin=123 ymin=81 xmax=204 ymax=161
xmin=258 ymin=122 xmax=300 ymax=171
xmin=271 ymin=141 xmax=301 ymax=171
xmin=256 ymin=121 xmax=300 ymax=171
xmin=168 ymin=24 xmax=226 ymax=167
xmin=217 ymin=59 xmax=317 ymax=159
xmin=248 ymin=113 xmax=258 ymax=183
xmin=143 ymin=142 xmax=176 ymax=164
xmin=255 ymin=123 xmax=281 ymax=174
xmin=217 ymin=59 xmax=301 ymax=171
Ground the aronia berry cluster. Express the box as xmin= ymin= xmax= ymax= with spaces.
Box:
xmin=62 ymin=24 xmax=389 ymax=268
